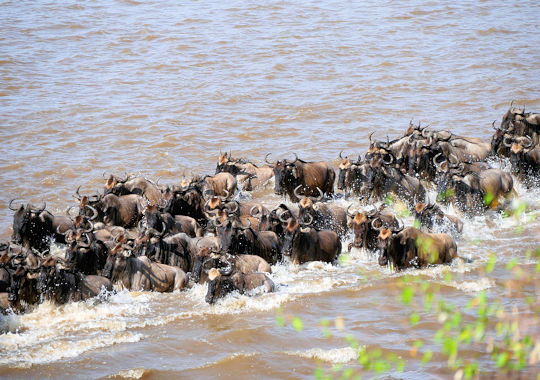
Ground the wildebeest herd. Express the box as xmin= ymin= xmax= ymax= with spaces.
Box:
xmin=1 ymin=102 xmax=538 ymax=314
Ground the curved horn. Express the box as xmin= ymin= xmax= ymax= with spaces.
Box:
xmin=382 ymin=153 xmax=394 ymax=165
xmin=492 ymin=120 xmax=498 ymax=130
xmin=82 ymin=220 xmax=94 ymax=233
xmin=338 ymin=150 xmax=344 ymax=160
xmin=264 ymin=153 xmax=275 ymax=165
xmin=66 ymin=205 xmax=78 ymax=217
xmin=220 ymin=189 xmax=229 ymax=200
xmin=449 ymin=154 xmax=460 ymax=166
xmin=86 ymin=205 xmax=98 ymax=220
xmin=250 ymin=205 xmax=262 ymax=218
xmin=523 ymin=135 xmax=533 ymax=148
xmin=346 ymin=204 xmax=356 ymax=218
xmin=368 ymin=132 xmax=374 ymax=145
xmin=293 ymin=185 xmax=303 ymax=201
xmin=291 ymin=153 xmax=298 ymax=163
xmin=371 ymin=217 xmax=383 ymax=231
xmin=73 ymin=186 xmax=82 ymax=201
xmin=366 ymin=206 xmax=378 ymax=217
xmin=503 ymin=135 xmax=513 ymax=148
xmin=310 ymin=187 xmax=323 ymax=202
xmin=8 ymin=199 xmax=22 ymax=211
xmin=392 ymin=219 xmax=404 ymax=233
xmin=433 ymin=153 xmax=445 ymax=167
xmin=279 ymin=211 xmax=292 ymax=223
xmin=299 ymin=213 xmax=313 ymax=226
xmin=227 ymin=201 xmax=239 ymax=215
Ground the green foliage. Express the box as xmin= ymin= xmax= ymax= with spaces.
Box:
xmin=275 ymin=242 xmax=540 ymax=379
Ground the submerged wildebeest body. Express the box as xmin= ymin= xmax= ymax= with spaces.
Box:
xmin=39 ymin=257 xmax=112 ymax=305
xmin=295 ymin=187 xmax=348 ymax=237
xmin=282 ymin=220 xmax=342 ymax=265
xmin=102 ymin=245 xmax=187 ymax=292
xmin=378 ymin=227 xmax=458 ymax=270
xmin=346 ymin=206 xmax=400 ymax=252
xmin=205 ymin=267 xmax=274 ymax=304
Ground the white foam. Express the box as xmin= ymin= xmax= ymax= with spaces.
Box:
xmin=285 ymin=346 xmax=360 ymax=364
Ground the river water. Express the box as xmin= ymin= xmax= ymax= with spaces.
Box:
xmin=1 ymin=0 xmax=539 ymax=378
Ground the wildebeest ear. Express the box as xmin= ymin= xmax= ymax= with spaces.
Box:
xmin=81 ymin=196 xmax=89 ymax=207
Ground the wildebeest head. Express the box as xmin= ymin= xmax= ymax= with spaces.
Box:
xmin=337 ymin=152 xmax=353 ymax=191
xmin=214 ymin=217 xmax=247 ymax=254
xmin=205 ymin=264 xmax=235 ymax=304
xmin=507 ymin=136 xmax=533 ymax=169
xmin=266 ymin=154 xmax=299 ymax=196
xmin=8 ymin=265 xmax=40 ymax=305
xmin=296 ymin=186 xmax=323 ymax=222
xmin=102 ymin=244 xmax=130 ymax=280
xmin=376 ymin=220 xmax=404 ymax=267
xmin=10 ymin=201 xmax=49 ymax=250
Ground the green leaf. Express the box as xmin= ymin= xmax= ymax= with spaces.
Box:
xmin=496 ymin=352 xmax=509 ymax=368
xmin=421 ymin=350 xmax=433 ymax=364
xmin=506 ymin=258 xmax=518 ymax=270
xmin=410 ymin=313 xmax=420 ymax=326
xmin=276 ymin=308 xmax=284 ymax=327
xmin=485 ymin=254 xmax=496 ymax=273
xmin=292 ymin=317 xmax=303 ymax=332
xmin=402 ymin=286 xmax=414 ymax=305
xmin=413 ymin=339 xmax=424 ymax=348
xmin=413 ymin=219 xmax=422 ymax=229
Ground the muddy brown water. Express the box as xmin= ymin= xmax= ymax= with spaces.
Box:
xmin=1 ymin=0 xmax=540 ymax=378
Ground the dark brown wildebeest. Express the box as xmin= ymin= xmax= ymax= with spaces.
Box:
xmin=7 ymin=265 xmax=41 ymax=312
xmin=205 ymin=267 xmax=274 ymax=304
xmin=102 ymin=244 xmax=187 ymax=292
xmin=266 ymin=153 xmax=335 ymax=202
xmin=281 ymin=218 xmax=342 ymax=265
xmin=38 ymin=256 xmax=112 ymax=305
xmin=295 ymin=186 xmax=348 ymax=236
xmin=413 ymin=202 xmax=463 ymax=235
xmin=346 ymin=205 xmax=399 ymax=252
xmin=377 ymin=226 xmax=458 ymax=270
xmin=163 ymin=182 xmax=206 ymax=226
xmin=191 ymin=248 xmax=271 ymax=285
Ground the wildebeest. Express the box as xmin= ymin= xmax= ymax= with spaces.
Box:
xmin=9 ymin=200 xmax=73 ymax=252
xmin=101 ymin=193 xmax=144 ymax=227
xmin=205 ymin=267 xmax=274 ymax=304
xmin=281 ymin=219 xmax=342 ymax=265
xmin=266 ymin=154 xmax=335 ymax=202
xmin=295 ymin=186 xmax=348 ymax=236
xmin=216 ymin=152 xmax=274 ymax=190
xmin=7 ymin=265 xmax=41 ymax=312
xmin=104 ymin=175 xmax=163 ymax=206
xmin=435 ymin=166 xmax=515 ymax=213
xmin=191 ymin=248 xmax=271 ymax=285
xmin=377 ymin=226 xmax=458 ymax=270
xmin=102 ymin=244 xmax=187 ymax=292
xmin=38 ymin=256 xmax=112 ymax=304
xmin=413 ymin=202 xmax=463 ymax=235
xmin=346 ymin=205 xmax=399 ymax=252
xmin=361 ymin=155 xmax=426 ymax=207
